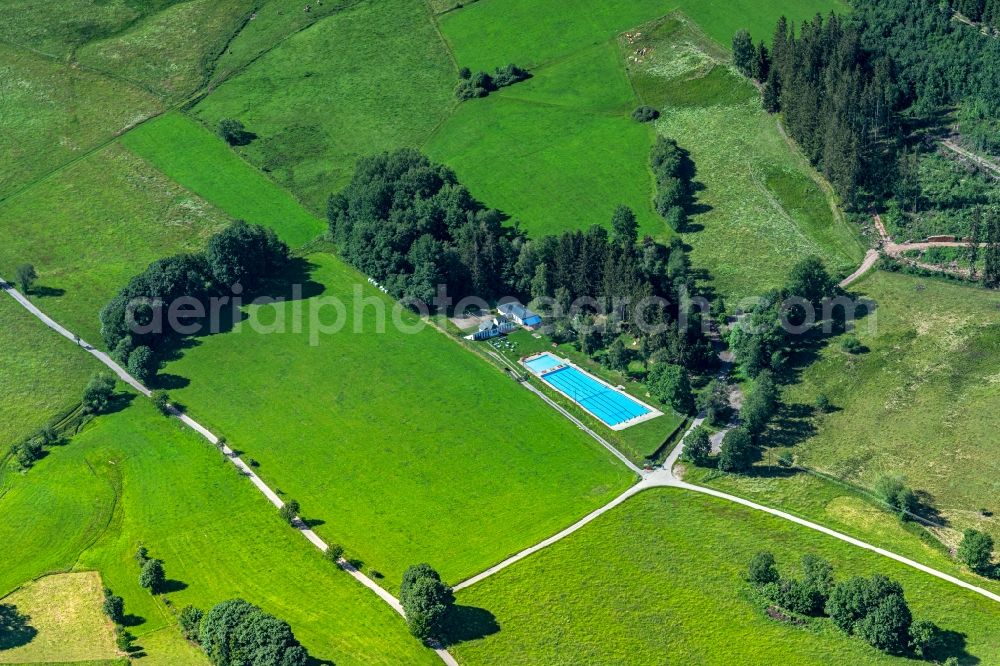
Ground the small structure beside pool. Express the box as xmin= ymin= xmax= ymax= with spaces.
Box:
xmin=521 ymin=352 xmax=661 ymax=430
xmin=466 ymin=315 xmax=516 ymax=341
xmin=498 ymin=300 xmax=542 ymax=328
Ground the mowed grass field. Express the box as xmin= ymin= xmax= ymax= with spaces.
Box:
xmin=0 ymin=295 xmax=99 ymax=451
xmin=0 ymin=143 xmax=231 ymax=343
xmin=627 ymin=15 xmax=864 ymax=298
xmin=424 ymin=42 xmax=663 ymax=238
xmin=0 ymin=572 xmax=118 ymax=664
xmin=161 ymin=252 xmax=634 ymax=591
xmin=192 ymin=0 xmax=457 ymax=210
xmin=439 ymin=0 xmax=850 ymax=70
xmin=0 ymin=399 xmax=436 ymax=665
xmin=428 ymin=0 xmax=855 ymax=244
xmin=0 ymin=44 xmax=161 ymax=199
xmin=120 ymin=113 xmax=326 ymax=248
xmin=780 ymin=271 xmax=1000 ymax=543
xmin=452 ymin=488 xmax=1000 ymax=665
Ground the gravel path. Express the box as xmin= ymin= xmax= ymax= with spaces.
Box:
xmin=0 ymin=278 xmax=458 ymax=666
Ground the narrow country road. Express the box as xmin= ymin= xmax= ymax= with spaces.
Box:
xmin=456 ymin=421 xmax=1000 ymax=606
xmin=0 ymin=278 xmax=459 ymax=666
xmin=5 ymin=276 xmax=999 ymax=656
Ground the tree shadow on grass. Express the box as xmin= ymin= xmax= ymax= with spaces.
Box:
xmin=30 ymin=284 xmax=66 ymax=298
xmin=103 ymin=391 xmax=137 ymax=416
xmin=120 ymin=613 xmax=146 ymax=628
xmin=0 ymin=604 xmax=36 ymax=650
xmin=440 ymin=605 xmax=500 ymax=647
xmin=150 ymin=373 xmax=190 ymax=390
xmin=925 ymin=628 xmax=978 ymax=664
xmin=301 ymin=518 xmax=325 ymax=529
xmin=158 ymin=579 xmax=187 ymax=594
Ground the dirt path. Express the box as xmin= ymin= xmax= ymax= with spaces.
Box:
xmin=0 ymin=278 xmax=458 ymax=666
xmin=942 ymin=139 xmax=1000 ymax=177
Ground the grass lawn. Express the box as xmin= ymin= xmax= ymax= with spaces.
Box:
xmin=777 ymin=270 xmax=1000 ymax=544
xmin=191 ymin=0 xmax=457 ymax=210
xmin=76 ymin=0 xmax=252 ymax=101
xmin=452 ymin=488 xmax=1000 ymax=665
xmin=120 ymin=112 xmax=326 ymax=248
xmin=0 ymin=572 xmax=118 ymax=664
xmin=0 ymin=44 xmax=161 ymax=200
xmin=624 ymin=14 xmax=865 ymax=299
xmin=0 ymin=398 xmax=437 ymax=665
xmin=0 ymin=143 xmax=231 ymax=343
xmin=0 ymin=295 xmax=99 ymax=451
xmin=160 ymin=252 xmax=634 ymax=591
xmin=424 ymin=39 xmax=664 ymax=239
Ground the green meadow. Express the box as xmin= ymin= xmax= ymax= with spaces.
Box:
xmin=209 ymin=0 xmax=352 ymax=82
xmin=438 ymin=0 xmax=850 ymax=70
xmin=161 ymin=252 xmax=634 ymax=591
xmin=452 ymin=488 xmax=1000 ymax=665
xmin=76 ymin=0 xmax=252 ymax=100
xmin=120 ymin=113 xmax=326 ymax=248
xmin=426 ymin=0 xmax=857 ymax=248
xmin=0 ymin=44 xmax=161 ymax=200
xmin=626 ymin=14 xmax=864 ymax=298
xmin=0 ymin=143 xmax=231 ymax=343
xmin=0 ymin=0 xmax=180 ymax=56
xmin=0 ymin=399 xmax=436 ymax=665
xmin=779 ymin=271 xmax=1000 ymax=544
xmin=192 ymin=0 xmax=457 ymax=210
xmin=0 ymin=295 xmax=99 ymax=451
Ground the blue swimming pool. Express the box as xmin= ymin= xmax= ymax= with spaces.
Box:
xmin=523 ymin=352 xmax=564 ymax=374
xmin=523 ymin=353 xmax=655 ymax=428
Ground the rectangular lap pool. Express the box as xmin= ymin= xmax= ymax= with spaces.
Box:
xmin=522 ymin=353 xmax=661 ymax=430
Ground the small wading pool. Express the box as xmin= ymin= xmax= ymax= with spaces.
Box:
xmin=521 ymin=353 xmax=660 ymax=430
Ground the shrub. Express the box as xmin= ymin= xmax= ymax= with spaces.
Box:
xmin=200 ymin=599 xmax=308 ymax=666
xmin=957 ymin=529 xmax=995 ymax=573
xmin=815 ymin=393 xmax=832 ymax=413
xmin=718 ymin=427 xmax=755 ymax=473
xmin=840 ymin=336 xmax=866 ymax=354
xmin=139 ymin=558 xmax=166 ymax=593
xmin=14 ymin=263 xmax=37 ymax=293
xmin=218 ymin=118 xmax=252 ymax=146
xmin=826 ymin=574 xmax=912 ymax=654
xmin=279 ymin=499 xmax=300 ymax=525
xmin=178 ymin=605 xmax=203 ymax=641
xmin=151 ymin=390 xmax=171 ymax=415
xmin=14 ymin=440 xmax=43 ymax=469
xmin=631 ymin=105 xmax=660 ymax=122
xmin=909 ymin=619 xmax=942 ymax=658
xmin=681 ymin=427 xmax=712 ymax=466
xmin=127 ymin=345 xmax=157 ymax=384
xmin=82 ymin=373 xmax=116 ymax=414
xmin=325 ymin=543 xmax=345 ymax=563
xmin=400 ymin=563 xmax=454 ymax=641
xmin=102 ymin=588 xmax=125 ymax=624
xmin=873 ymin=476 xmax=919 ymax=519
xmin=746 ymin=551 xmax=780 ymax=587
